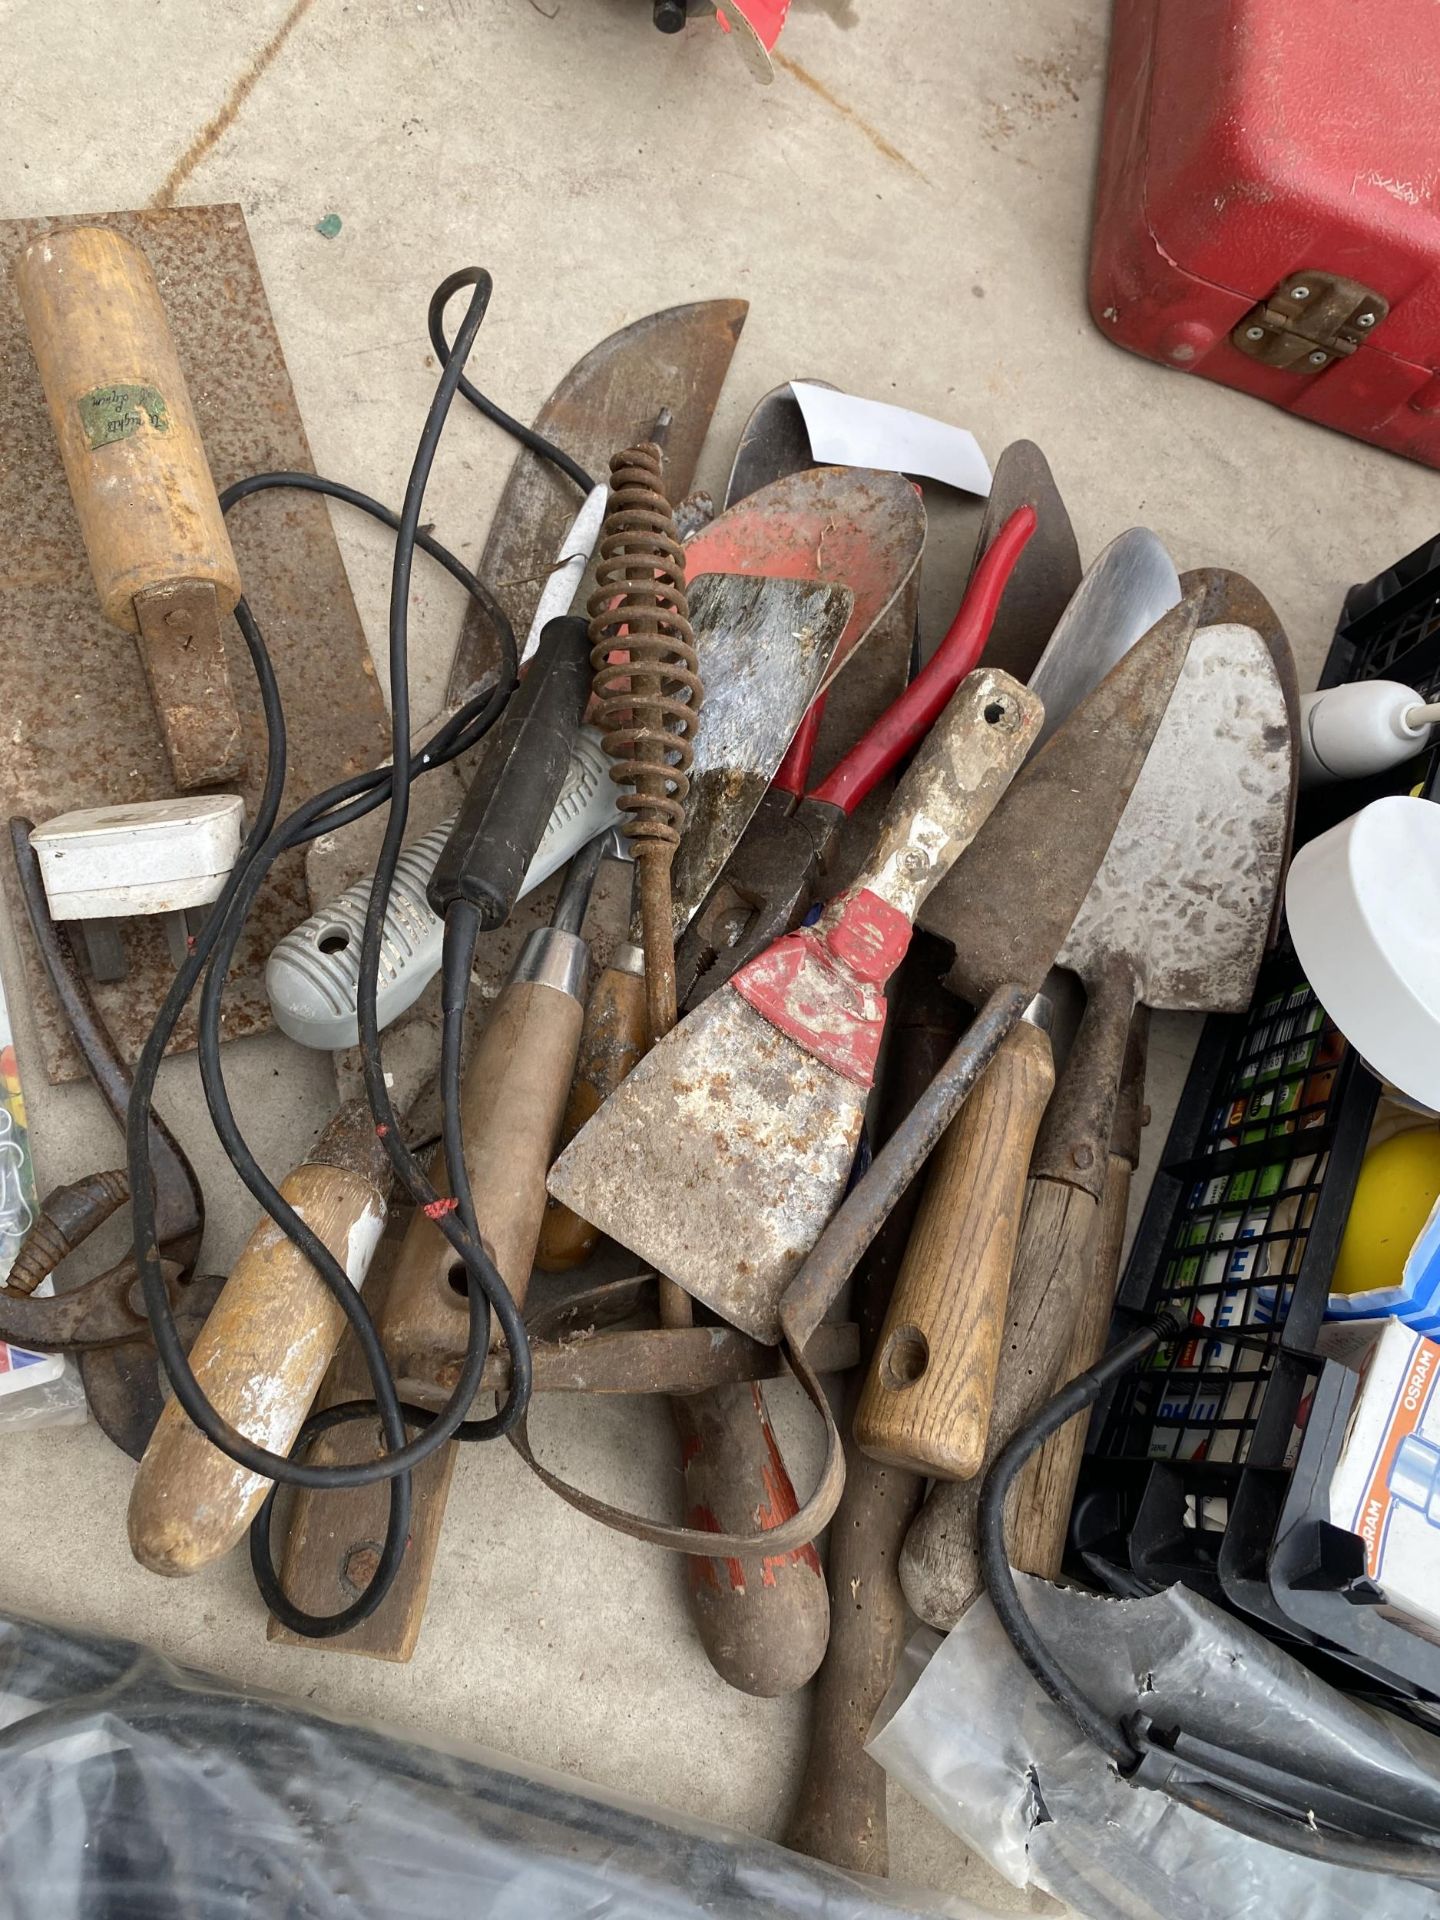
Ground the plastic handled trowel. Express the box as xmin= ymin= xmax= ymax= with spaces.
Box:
xmin=546 ymin=669 xmax=1046 ymax=1347
xmin=898 ymin=573 xmax=1297 ymax=1629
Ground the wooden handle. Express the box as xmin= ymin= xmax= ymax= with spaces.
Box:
xmin=1009 ymin=1150 xmax=1132 ymax=1579
xmin=535 ymin=953 xmax=648 ymax=1272
xmin=786 ymin=941 xmax=956 ymax=1873
xmin=854 ymin=1018 xmax=1055 ymax=1479
xmin=1009 ymin=1005 xmax=1149 ymax=1577
xmin=127 ymin=1105 xmax=390 ymax=1577
xmin=844 ymin=668 xmax=1042 ymax=923
xmin=671 ymin=1381 xmax=830 ymax=1697
xmin=15 ymin=225 xmax=244 ymax=787
xmin=898 ymin=1174 xmax=1100 ymax=1628
xmin=379 ymin=966 xmax=585 ymax=1377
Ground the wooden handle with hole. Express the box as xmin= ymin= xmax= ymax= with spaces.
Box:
xmin=535 ymin=950 xmax=648 ymax=1272
xmin=379 ymin=964 xmax=585 ymax=1379
xmin=853 ymin=1018 xmax=1054 ymax=1479
xmin=15 ymin=225 xmax=245 ymax=786
xmin=127 ymin=1104 xmax=391 ymax=1577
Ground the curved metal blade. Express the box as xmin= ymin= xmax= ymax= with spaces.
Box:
xmin=966 ymin=440 xmax=1082 ymax=688
xmin=1028 ymin=528 xmax=1180 ymax=747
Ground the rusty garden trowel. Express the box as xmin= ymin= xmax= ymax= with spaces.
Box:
xmin=899 ymin=572 xmax=1297 ymax=1630
xmin=445 ymin=299 xmax=749 ymax=704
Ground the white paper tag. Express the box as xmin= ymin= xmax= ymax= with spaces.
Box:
xmin=790 ymin=383 xmax=992 ymax=496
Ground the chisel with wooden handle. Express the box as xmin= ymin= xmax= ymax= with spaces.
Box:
xmin=15 ymin=225 xmax=245 ymax=791
xmin=128 ymin=1103 xmax=391 ymax=1575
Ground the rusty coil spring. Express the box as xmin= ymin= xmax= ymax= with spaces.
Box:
xmin=587 ymin=443 xmax=701 ymax=851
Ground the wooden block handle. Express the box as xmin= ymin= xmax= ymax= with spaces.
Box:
xmin=853 ymin=1018 xmax=1054 ymax=1479
xmin=898 ymin=1174 xmax=1100 ymax=1628
xmin=379 ymin=962 xmax=585 ymax=1377
xmin=127 ymin=1105 xmax=390 ymax=1577
xmin=535 ymin=950 xmax=648 ymax=1272
xmin=1009 ymin=1149 xmax=1132 ymax=1579
xmin=14 ymin=226 xmax=242 ymax=630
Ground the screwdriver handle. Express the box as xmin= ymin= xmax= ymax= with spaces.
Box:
xmin=854 ymin=1014 xmax=1055 ymax=1478
xmin=535 ymin=945 xmax=649 ymax=1272
xmin=127 ymin=1104 xmax=391 ymax=1576
xmin=379 ymin=930 xmax=587 ymax=1377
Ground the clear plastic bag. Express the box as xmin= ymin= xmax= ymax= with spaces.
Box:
xmin=867 ymin=1579 xmax=1440 ymax=1920
xmin=0 ymin=1608 xmax=996 ymax=1920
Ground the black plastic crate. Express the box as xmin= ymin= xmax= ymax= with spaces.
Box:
xmin=1073 ymin=533 xmax=1440 ymax=1706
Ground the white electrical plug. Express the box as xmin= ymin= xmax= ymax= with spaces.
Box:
xmin=1299 ymin=680 xmax=1440 ymax=786
xmin=30 ymin=795 xmax=244 ymax=979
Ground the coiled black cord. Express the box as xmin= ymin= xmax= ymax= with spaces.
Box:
xmin=127 ymin=268 xmax=592 ymax=1636
xmin=978 ymin=1316 xmax=1440 ymax=1881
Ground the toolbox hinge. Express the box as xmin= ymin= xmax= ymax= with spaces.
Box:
xmin=1233 ymin=272 xmax=1388 ymax=372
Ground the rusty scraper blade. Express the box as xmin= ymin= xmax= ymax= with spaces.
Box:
xmin=446 ymin=299 xmax=748 ymax=704
xmin=684 ymin=465 xmax=925 ymax=699
xmin=919 ymin=591 xmax=1204 ymax=1004
xmin=673 ymin=572 xmax=854 ymax=932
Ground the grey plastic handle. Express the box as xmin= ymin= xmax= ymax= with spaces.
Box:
xmin=266 ymin=725 xmax=619 ymax=1050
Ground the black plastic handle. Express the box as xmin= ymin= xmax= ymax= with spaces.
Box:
xmin=427 ymin=616 xmax=593 ymax=925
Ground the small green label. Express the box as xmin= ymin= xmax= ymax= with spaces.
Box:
xmin=77 ymin=384 xmax=171 ymax=450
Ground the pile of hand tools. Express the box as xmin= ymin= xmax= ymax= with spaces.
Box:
xmin=0 ymin=219 xmax=1313 ymax=1880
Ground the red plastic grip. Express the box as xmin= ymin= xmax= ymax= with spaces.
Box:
xmin=807 ymin=504 xmax=1037 ymax=815
xmin=772 ymin=694 xmax=827 ymax=799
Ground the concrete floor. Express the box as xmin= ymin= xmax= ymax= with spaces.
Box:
xmin=2 ymin=0 xmax=1439 ymax=1909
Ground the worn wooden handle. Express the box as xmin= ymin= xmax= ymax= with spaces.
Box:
xmin=535 ymin=953 xmax=648 ymax=1273
xmin=379 ymin=972 xmax=585 ymax=1377
xmin=1009 ymin=1150 xmax=1132 ymax=1579
xmin=898 ymin=1173 xmax=1100 ymax=1628
xmin=854 ymin=1018 xmax=1055 ymax=1479
xmin=15 ymin=225 xmax=242 ymax=629
xmin=848 ymin=669 xmax=1043 ymax=923
xmin=671 ymin=1381 xmax=830 ymax=1697
xmin=15 ymin=225 xmax=245 ymax=787
xmin=128 ymin=1105 xmax=390 ymax=1577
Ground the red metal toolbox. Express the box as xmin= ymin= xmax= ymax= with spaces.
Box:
xmin=1091 ymin=0 xmax=1440 ymax=467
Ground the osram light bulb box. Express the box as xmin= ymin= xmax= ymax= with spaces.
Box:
xmin=1323 ymin=1317 xmax=1440 ymax=1643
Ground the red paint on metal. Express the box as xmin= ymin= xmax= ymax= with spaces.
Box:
xmin=731 ymin=888 xmax=910 ymax=1086
xmin=1091 ymin=0 xmax=1440 ymax=466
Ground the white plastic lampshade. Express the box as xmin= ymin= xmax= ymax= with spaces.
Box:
xmin=1286 ymin=795 xmax=1440 ymax=1109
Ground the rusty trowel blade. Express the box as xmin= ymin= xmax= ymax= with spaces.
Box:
xmin=445 ymin=299 xmax=747 ymax=703
xmin=966 ymin=441 xmax=1082 ymax=686
xmin=724 ymin=379 xmax=830 ymax=505
xmin=546 ymin=987 xmax=867 ymax=1346
xmin=923 ymin=590 xmax=1203 ymax=1003
xmin=674 ymin=572 xmax=854 ymax=932
xmin=1058 ymin=620 xmax=1293 ymax=1013
xmin=685 ymin=466 xmax=925 ymax=699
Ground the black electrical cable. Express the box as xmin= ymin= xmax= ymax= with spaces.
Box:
xmin=978 ymin=1317 xmax=1440 ymax=1883
xmin=127 ymin=267 xmax=592 ymax=1635
xmin=426 ymin=279 xmax=597 ymax=497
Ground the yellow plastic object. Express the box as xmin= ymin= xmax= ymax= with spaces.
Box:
xmin=1333 ymin=1126 xmax=1440 ymax=1296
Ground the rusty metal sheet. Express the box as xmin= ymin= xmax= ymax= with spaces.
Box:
xmin=0 ymin=204 xmax=389 ymax=1082
xmin=683 ymin=465 xmax=924 ymax=699
xmin=444 ymin=299 xmax=748 ymax=706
